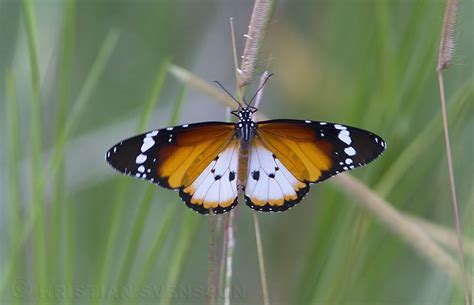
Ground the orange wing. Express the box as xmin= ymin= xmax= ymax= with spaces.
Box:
xmin=106 ymin=122 xmax=239 ymax=214
xmin=245 ymin=119 xmax=386 ymax=212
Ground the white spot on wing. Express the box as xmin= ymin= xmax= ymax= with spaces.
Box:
xmin=141 ymin=137 xmax=154 ymax=152
xmin=146 ymin=130 xmax=159 ymax=137
xmin=344 ymin=147 xmax=356 ymax=156
xmin=338 ymin=130 xmax=352 ymax=145
xmin=138 ymin=165 xmax=145 ymax=173
xmin=136 ymin=154 xmax=147 ymax=164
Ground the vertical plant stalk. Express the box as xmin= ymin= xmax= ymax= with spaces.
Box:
xmin=221 ymin=17 xmax=246 ymax=305
xmin=208 ymin=210 xmax=217 ymax=305
xmin=438 ymin=70 xmax=471 ymax=303
xmin=250 ymin=72 xmax=272 ymax=305
xmin=218 ymin=209 xmax=229 ymax=304
xmin=253 ymin=71 xmax=271 ymax=109
xmin=219 ymin=2 xmax=274 ymax=303
xmin=239 ymin=0 xmax=273 ymax=302
xmin=220 ymin=108 xmax=236 ymax=305
xmin=239 ymin=0 xmax=273 ymax=87
xmin=230 ymin=18 xmax=243 ymax=100
xmin=437 ymin=0 xmax=471 ymax=304
xmin=22 ymin=0 xmax=46 ymax=299
xmin=223 ymin=211 xmax=236 ymax=305
xmin=253 ymin=213 xmax=270 ymax=305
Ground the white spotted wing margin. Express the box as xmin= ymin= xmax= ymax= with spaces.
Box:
xmin=244 ymin=119 xmax=386 ymax=212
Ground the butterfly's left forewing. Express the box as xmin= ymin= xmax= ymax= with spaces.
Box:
xmin=244 ymin=119 xmax=386 ymax=212
xmin=106 ymin=122 xmax=239 ymax=214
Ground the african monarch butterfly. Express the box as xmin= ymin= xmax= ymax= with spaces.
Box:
xmin=106 ymin=80 xmax=386 ymax=214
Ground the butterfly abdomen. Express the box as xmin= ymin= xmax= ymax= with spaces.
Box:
xmin=237 ymin=141 xmax=250 ymax=190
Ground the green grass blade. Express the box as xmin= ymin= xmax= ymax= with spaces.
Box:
xmin=5 ymin=69 xmax=21 ymax=253
xmin=21 ymin=0 xmax=46 ymax=298
xmin=129 ymin=203 xmax=178 ymax=304
xmin=90 ymin=58 xmax=171 ymax=305
xmin=113 ymin=85 xmax=187 ymax=305
xmin=0 ymin=29 xmax=119 ymax=301
xmin=159 ymin=212 xmax=202 ymax=305
xmin=4 ymin=69 xmax=21 ymax=305
xmin=50 ymin=0 xmax=76 ymax=287
xmin=49 ymin=30 xmax=119 ymax=185
xmin=376 ymin=79 xmax=474 ymax=196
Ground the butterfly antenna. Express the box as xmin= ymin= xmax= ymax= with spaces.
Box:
xmin=213 ymin=81 xmax=243 ymax=108
xmin=248 ymin=73 xmax=274 ymax=106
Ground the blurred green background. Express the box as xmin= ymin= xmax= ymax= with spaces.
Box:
xmin=1 ymin=0 xmax=473 ymax=304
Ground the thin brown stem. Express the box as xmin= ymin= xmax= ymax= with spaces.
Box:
xmin=253 ymin=71 xmax=271 ymax=109
xmin=218 ymin=213 xmax=229 ymax=304
xmin=253 ymin=213 xmax=270 ymax=305
xmin=230 ymin=18 xmax=243 ymax=101
xmin=437 ymin=70 xmax=471 ymax=305
xmin=208 ymin=209 xmax=217 ymax=305
xmin=436 ymin=0 xmax=471 ymax=302
xmin=224 ymin=206 xmax=238 ymax=305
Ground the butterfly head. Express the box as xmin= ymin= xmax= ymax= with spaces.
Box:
xmin=231 ymin=105 xmax=257 ymax=121
xmin=231 ymin=106 xmax=257 ymax=142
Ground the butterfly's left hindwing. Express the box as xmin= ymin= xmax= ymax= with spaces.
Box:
xmin=244 ymin=119 xmax=386 ymax=212
xmin=106 ymin=122 xmax=238 ymax=214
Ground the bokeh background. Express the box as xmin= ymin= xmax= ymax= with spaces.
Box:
xmin=0 ymin=0 xmax=473 ymax=305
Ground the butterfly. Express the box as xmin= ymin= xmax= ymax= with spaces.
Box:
xmin=106 ymin=82 xmax=386 ymax=215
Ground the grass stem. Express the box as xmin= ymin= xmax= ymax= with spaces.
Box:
xmin=437 ymin=0 xmax=471 ymax=302
xmin=253 ymin=213 xmax=270 ymax=305
xmin=437 ymin=70 xmax=471 ymax=304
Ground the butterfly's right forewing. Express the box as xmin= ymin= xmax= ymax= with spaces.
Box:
xmin=106 ymin=122 xmax=238 ymax=214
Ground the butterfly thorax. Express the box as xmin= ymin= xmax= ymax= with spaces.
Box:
xmin=235 ymin=107 xmax=257 ymax=142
